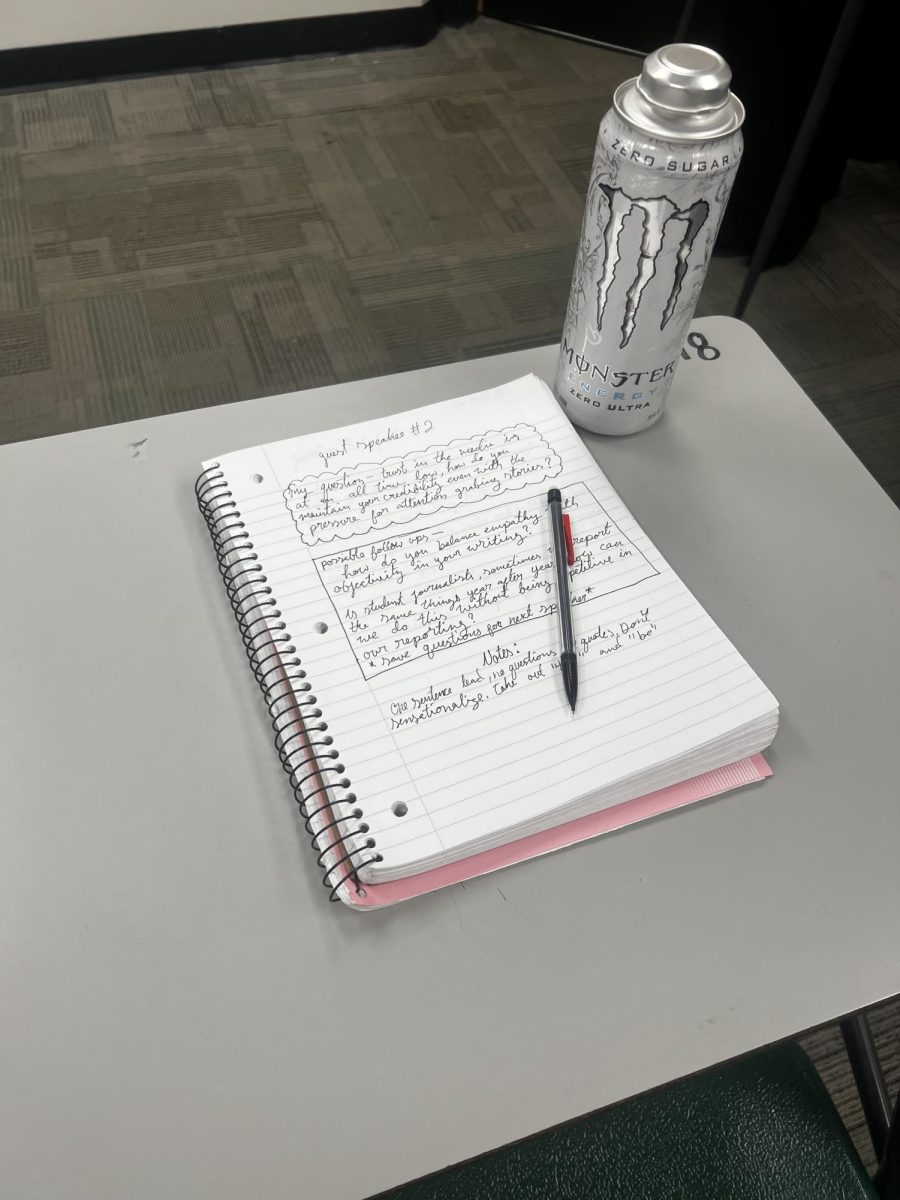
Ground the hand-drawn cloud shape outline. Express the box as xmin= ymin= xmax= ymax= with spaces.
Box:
xmin=283 ymin=424 xmax=564 ymax=547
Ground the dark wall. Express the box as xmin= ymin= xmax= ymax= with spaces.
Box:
xmin=0 ymin=0 xmax=476 ymax=90
xmin=483 ymin=0 xmax=894 ymax=264
xmin=683 ymin=0 xmax=846 ymax=261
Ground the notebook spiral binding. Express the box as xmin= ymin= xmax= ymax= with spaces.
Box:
xmin=195 ymin=464 xmax=382 ymax=901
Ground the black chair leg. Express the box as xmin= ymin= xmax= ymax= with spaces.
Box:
xmin=876 ymin=1091 xmax=900 ymax=1198
xmin=841 ymin=1013 xmax=893 ymax=1163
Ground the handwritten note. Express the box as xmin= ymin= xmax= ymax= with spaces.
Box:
xmin=283 ymin=423 xmax=563 ymax=546
xmin=389 ymin=606 xmax=659 ymax=730
xmin=312 ymin=482 xmax=659 ymax=681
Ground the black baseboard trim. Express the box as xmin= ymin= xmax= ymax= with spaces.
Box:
xmin=0 ymin=0 xmax=475 ymax=91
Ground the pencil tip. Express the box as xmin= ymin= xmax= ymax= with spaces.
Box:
xmin=560 ymin=651 xmax=578 ymax=715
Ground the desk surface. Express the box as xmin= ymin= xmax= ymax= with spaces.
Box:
xmin=3 ymin=317 xmax=900 ymax=1200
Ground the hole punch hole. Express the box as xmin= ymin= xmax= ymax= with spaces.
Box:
xmin=250 ymin=473 xmax=264 ymax=484
xmin=391 ymin=801 xmax=408 ymax=818
xmin=314 ymin=621 xmax=328 ymax=635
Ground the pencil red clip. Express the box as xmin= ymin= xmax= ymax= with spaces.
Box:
xmin=562 ymin=513 xmax=575 ymax=566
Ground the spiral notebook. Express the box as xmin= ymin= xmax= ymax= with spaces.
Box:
xmin=197 ymin=375 xmax=778 ymax=907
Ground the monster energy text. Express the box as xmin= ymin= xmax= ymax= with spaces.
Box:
xmin=561 ymin=338 xmax=677 ymax=388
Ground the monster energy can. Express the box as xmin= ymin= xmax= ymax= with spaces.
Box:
xmin=555 ymin=44 xmax=745 ymax=435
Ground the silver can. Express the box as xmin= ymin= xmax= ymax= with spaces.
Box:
xmin=555 ymin=44 xmax=745 ymax=435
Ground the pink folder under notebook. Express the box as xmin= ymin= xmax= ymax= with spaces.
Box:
xmin=339 ymin=754 xmax=771 ymax=909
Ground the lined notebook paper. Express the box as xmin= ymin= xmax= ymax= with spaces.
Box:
xmin=200 ymin=375 xmax=778 ymax=903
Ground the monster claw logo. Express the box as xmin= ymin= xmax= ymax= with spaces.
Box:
xmin=595 ymin=184 xmax=709 ymax=349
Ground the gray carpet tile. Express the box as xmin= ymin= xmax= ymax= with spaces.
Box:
xmin=0 ymin=15 xmax=898 ymax=1171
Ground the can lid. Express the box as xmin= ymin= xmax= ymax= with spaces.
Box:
xmin=614 ymin=44 xmax=744 ymax=141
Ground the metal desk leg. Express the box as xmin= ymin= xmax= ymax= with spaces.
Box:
xmin=875 ymin=1090 xmax=900 ymax=1197
xmin=841 ymin=1012 xmax=893 ymax=1163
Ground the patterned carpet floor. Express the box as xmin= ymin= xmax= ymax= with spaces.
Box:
xmin=1 ymin=12 xmax=898 ymax=1174
xmin=2 ymin=19 xmax=898 ymax=507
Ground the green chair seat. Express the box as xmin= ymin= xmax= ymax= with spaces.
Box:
xmin=381 ymin=1043 xmax=876 ymax=1200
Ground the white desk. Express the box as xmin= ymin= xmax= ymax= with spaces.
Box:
xmin=3 ymin=317 xmax=900 ymax=1200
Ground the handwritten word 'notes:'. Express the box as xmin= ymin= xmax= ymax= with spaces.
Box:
xmin=284 ymin=424 xmax=563 ymax=546
xmin=388 ymin=608 xmax=659 ymax=730
xmin=313 ymin=482 xmax=659 ymax=681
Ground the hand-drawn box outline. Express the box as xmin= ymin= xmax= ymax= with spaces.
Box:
xmin=311 ymin=483 xmax=659 ymax=681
